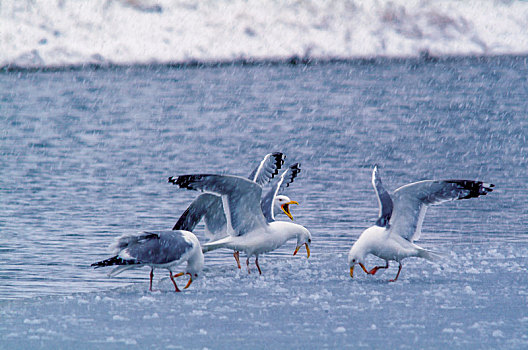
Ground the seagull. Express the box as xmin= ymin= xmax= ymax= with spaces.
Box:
xmin=169 ymin=174 xmax=312 ymax=275
xmin=173 ymin=154 xmax=301 ymax=269
xmin=348 ymin=165 xmax=494 ymax=282
xmin=91 ymin=230 xmax=204 ymax=292
xmin=173 ymin=152 xmax=291 ymax=237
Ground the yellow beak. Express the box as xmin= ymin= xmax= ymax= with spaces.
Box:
xmin=281 ymin=201 xmax=299 ymax=221
xmin=293 ymin=242 xmax=310 ymax=258
xmin=350 ymin=266 xmax=354 ymax=278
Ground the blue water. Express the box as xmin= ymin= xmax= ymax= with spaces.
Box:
xmin=1 ymin=57 xmax=527 ymax=348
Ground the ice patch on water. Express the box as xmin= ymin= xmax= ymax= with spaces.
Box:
xmin=143 ymin=313 xmax=159 ymax=319
xmin=492 ymin=330 xmax=504 ymax=338
xmin=23 ymin=318 xmax=46 ymax=325
xmin=334 ymin=326 xmax=346 ymax=333
xmin=463 ymin=286 xmax=476 ymax=295
xmin=139 ymin=295 xmax=157 ymax=303
xmin=112 ymin=315 xmax=128 ymax=321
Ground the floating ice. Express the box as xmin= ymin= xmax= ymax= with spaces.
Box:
xmin=334 ymin=326 xmax=346 ymax=333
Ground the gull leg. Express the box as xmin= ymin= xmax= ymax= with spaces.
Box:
xmin=246 ymin=257 xmax=251 ymax=274
xmin=255 ymin=255 xmax=262 ymax=275
xmin=359 ymin=263 xmax=370 ymax=275
xmin=389 ymin=263 xmax=402 ymax=282
xmin=173 ymin=272 xmax=193 ymax=290
xmin=169 ymin=270 xmax=182 ymax=292
xmin=369 ymin=261 xmax=389 ymax=275
xmin=149 ymin=268 xmax=154 ymax=291
xmin=233 ymin=251 xmax=241 ymax=269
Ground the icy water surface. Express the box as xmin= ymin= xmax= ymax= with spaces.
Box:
xmin=1 ymin=57 xmax=527 ymax=348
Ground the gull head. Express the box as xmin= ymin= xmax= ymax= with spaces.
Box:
xmin=293 ymin=226 xmax=312 ymax=259
xmin=347 ymin=240 xmax=367 ymax=279
xmin=274 ymin=195 xmax=299 ymax=221
xmin=186 ymin=240 xmax=205 ymax=279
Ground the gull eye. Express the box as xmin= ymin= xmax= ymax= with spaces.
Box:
xmin=194 ymin=274 xmax=198 ymax=277
xmin=352 ymin=259 xmax=356 ymax=263
xmin=308 ymin=239 xmax=311 ymax=243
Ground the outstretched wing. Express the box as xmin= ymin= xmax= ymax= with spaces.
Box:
xmin=173 ymin=193 xmax=215 ymax=231
xmin=247 ymin=152 xmax=285 ymax=186
xmin=390 ymin=180 xmax=494 ymax=242
xmin=170 ymin=175 xmax=267 ymax=236
xmin=172 ymin=153 xmax=284 ymax=237
xmin=173 ymin=193 xmax=228 ymax=239
xmin=371 ymin=165 xmax=393 ymax=228
xmin=261 ymin=163 xmax=301 ymax=222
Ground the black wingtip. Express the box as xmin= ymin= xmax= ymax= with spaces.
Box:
xmin=285 ymin=163 xmax=301 ymax=187
xmin=91 ymin=255 xmax=139 ymax=268
xmin=447 ymin=180 xmax=495 ymax=200
xmin=169 ymin=174 xmax=209 ymax=190
xmin=270 ymin=152 xmax=286 ymax=178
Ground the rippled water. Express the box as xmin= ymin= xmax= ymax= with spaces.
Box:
xmin=0 ymin=57 xmax=527 ymax=348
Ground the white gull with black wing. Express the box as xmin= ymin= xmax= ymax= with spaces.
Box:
xmin=92 ymin=230 xmax=204 ymax=291
xmin=348 ymin=165 xmax=494 ymax=282
xmin=172 ymin=152 xmax=288 ymax=240
xmin=169 ymin=174 xmax=311 ymax=275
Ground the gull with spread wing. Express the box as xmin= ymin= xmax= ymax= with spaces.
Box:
xmin=348 ymin=165 xmax=494 ymax=282
xmin=169 ymin=174 xmax=311 ymax=275
xmin=173 ymin=153 xmax=301 ymax=268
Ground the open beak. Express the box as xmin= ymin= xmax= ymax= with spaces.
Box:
xmin=293 ymin=242 xmax=310 ymax=258
xmin=173 ymin=272 xmax=193 ymax=289
xmin=350 ymin=266 xmax=354 ymax=278
xmin=281 ymin=201 xmax=299 ymax=221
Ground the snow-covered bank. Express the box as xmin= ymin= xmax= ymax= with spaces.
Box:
xmin=2 ymin=0 xmax=528 ymax=68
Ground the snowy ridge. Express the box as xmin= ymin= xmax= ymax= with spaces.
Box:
xmin=2 ymin=0 xmax=528 ymax=68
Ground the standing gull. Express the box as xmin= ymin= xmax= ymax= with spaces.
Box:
xmin=173 ymin=154 xmax=301 ymax=268
xmin=169 ymin=174 xmax=312 ymax=275
xmin=348 ymin=166 xmax=494 ymax=282
xmin=92 ymin=230 xmax=204 ymax=291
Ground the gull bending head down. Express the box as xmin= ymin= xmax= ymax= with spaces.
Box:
xmin=348 ymin=165 xmax=494 ymax=282
xmin=92 ymin=230 xmax=204 ymax=292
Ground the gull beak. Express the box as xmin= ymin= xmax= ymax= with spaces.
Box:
xmin=281 ymin=201 xmax=299 ymax=221
xmin=350 ymin=266 xmax=354 ymax=278
xmin=293 ymin=243 xmax=310 ymax=258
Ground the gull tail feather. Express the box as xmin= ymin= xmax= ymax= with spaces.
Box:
xmin=107 ymin=264 xmax=138 ymax=277
xmin=202 ymin=236 xmax=232 ymax=253
xmin=418 ymin=248 xmax=444 ymax=262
